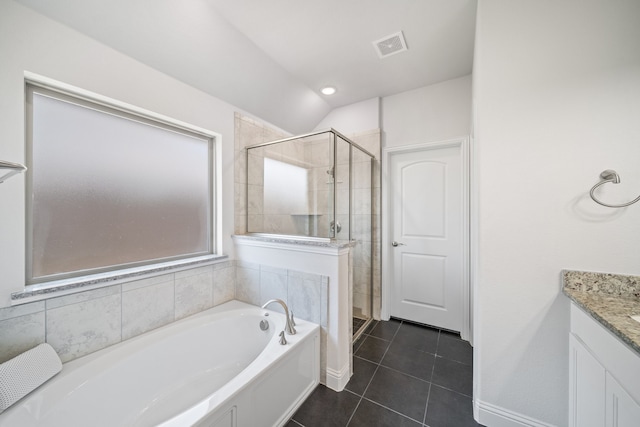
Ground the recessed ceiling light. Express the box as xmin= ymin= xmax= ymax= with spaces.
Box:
xmin=321 ymin=86 xmax=337 ymax=96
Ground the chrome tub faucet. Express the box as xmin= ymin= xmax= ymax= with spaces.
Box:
xmin=261 ymin=299 xmax=296 ymax=336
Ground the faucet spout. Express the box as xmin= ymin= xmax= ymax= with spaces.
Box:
xmin=261 ymin=299 xmax=296 ymax=335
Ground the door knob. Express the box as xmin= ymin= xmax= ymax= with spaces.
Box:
xmin=392 ymin=241 xmax=405 ymax=247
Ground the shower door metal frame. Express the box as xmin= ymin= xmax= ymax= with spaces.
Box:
xmin=244 ymin=128 xmax=375 ymax=241
xmin=352 ymin=152 xmax=375 ymax=343
xmin=245 ymin=129 xmax=376 ymax=342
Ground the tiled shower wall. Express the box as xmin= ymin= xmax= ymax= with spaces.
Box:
xmin=234 ymin=113 xmax=290 ymax=235
xmin=247 ymin=134 xmax=325 ymax=235
xmin=0 ymin=261 xmax=328 ymax=378
xmin=247 ymin=132 xmax=353 ymax=239
xmin=234 ymin=113 xmax=382 ymax=319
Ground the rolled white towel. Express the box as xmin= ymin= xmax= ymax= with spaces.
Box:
xmin=0 ymin=343 xmax=62 ymax=413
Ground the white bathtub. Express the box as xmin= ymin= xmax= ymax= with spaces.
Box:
xmin=0 ymin=300 xmax=320 ymax=427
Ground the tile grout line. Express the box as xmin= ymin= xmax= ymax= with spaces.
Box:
xmin=358 ymin=353 xmax=473 ymax=399
xmin=423 ymin=330 xmax=441 ymax=425
xmin=345 ymin=345 xmax=380 ymax=424
xmin=358 ymin=323 xmax=475 ymax=395
xmin=356 ymin=354 xmax=433 ymax=386
xmin=390 ymin=320 xmax=430 ymax=425
xmin=354 ymin=332 xmax=443 ymax=387
xmin=422 ymin=384 xmax=432 ymax=427
xmin=359 ymin=396 xmax=429 ymax=426
xmin=344 ymin=387 xmax=367 ymax=426
xmin=346 ymin=320 xmax=402 ymax=426
xmin=434 ymin=353 xmax=473 ymax=365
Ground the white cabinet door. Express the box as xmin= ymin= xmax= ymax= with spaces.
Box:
xmin=606 ymin=372 xmax=640 ymax=427
xmin=569 ymin=334 xmax=606 ymax=427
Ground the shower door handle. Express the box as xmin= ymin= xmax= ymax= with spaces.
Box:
xmin=391 ymin=241 xmax=405 ymax=247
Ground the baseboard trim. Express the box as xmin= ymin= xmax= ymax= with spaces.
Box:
xmin=324 ymin=363 xmax=350 ymax=392
xmin=475 ymin=399 xmax=557 ymax=427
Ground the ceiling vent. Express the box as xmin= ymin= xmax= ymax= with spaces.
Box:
xmin=372 ymin=31 xmax=408 ymax=59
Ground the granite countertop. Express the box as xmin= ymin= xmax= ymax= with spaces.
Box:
xmin=563 ymin=270 xmax=640 ymax=355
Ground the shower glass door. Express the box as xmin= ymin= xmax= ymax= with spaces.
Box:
xmin=245 ymin=129 xmax=375 ymax=341
xmin=247 ymin=132 xmax=334 ymax=238
xmin=351 ymin=145 xmax=373 ymax=330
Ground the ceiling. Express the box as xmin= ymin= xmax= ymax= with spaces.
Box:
xmin=15 ymin=0 xmax=477 ymax=133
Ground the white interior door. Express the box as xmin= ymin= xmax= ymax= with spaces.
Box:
xmin=389 ymin=142 xmax=464 ymax=332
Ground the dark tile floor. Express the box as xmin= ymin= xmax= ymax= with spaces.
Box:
xmin=287 ymin=318 xmax=483 ymax=427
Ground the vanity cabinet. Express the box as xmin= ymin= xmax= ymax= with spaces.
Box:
xmin=569 ymin=334 xmax=605 ymax=426
xmin=605 ymin=371 xmax=640 ymax=427
xmin=569 ymin=303 xmax=640 ymax=427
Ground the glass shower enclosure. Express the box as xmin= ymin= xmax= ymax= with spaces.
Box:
xmin=245 ymin=129 xmax=374 ymax=340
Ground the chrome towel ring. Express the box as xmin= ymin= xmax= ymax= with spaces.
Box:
xmin=590 ymin=169 xmax=640 ymax=208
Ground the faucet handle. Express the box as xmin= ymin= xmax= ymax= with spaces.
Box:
xmin=290 ymin=310 xmax=296 ymax=326
xmin=279 ymin=331 xmax=287 ymax=345
xmin=285 ymin=318 xmax=297 ymax=336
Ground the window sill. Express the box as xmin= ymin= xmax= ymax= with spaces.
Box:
xmin=11 ymin=254 xmax=228 ymax=306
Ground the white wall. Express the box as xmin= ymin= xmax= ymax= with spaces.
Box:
xmin=473 ymin=1 xmax=640 ymax=425
xmin=0 ymin=1 xmax=285 ymax=307
xmin=382 ymin=75 xmax=472 ymax=147
xmin=311 ymin=74 xmax=472 ymax=146
xmin=13 ymin=0 xmax=332 ymax=135
xmin=312 ymin=75 xmax=472 ymax=146
xmin=313 ymin=97 xmax=380 ymax=135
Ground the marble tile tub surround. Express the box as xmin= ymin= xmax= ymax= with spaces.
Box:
xmin=563 ymin=270 xmax=640 ymax=354
xmin=0 ymin=260 xmax=236 ymax=364
xmin=235 ymin=261 xmax=328 ymax=324
xmin=0 ymin=258 xmax=329 ymax=381
xmin=235 ymin=260 xmax=330 ymax=383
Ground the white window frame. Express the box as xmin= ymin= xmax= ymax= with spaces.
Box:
xmin=22 ymin=73 xmax=221 ymax=296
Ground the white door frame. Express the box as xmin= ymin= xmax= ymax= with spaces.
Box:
xmin=381 ymin=136 xmax=471 ymax=341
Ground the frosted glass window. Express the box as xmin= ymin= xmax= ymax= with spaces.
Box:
xmin=26 ymin=85 xmax=214 ymax=283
